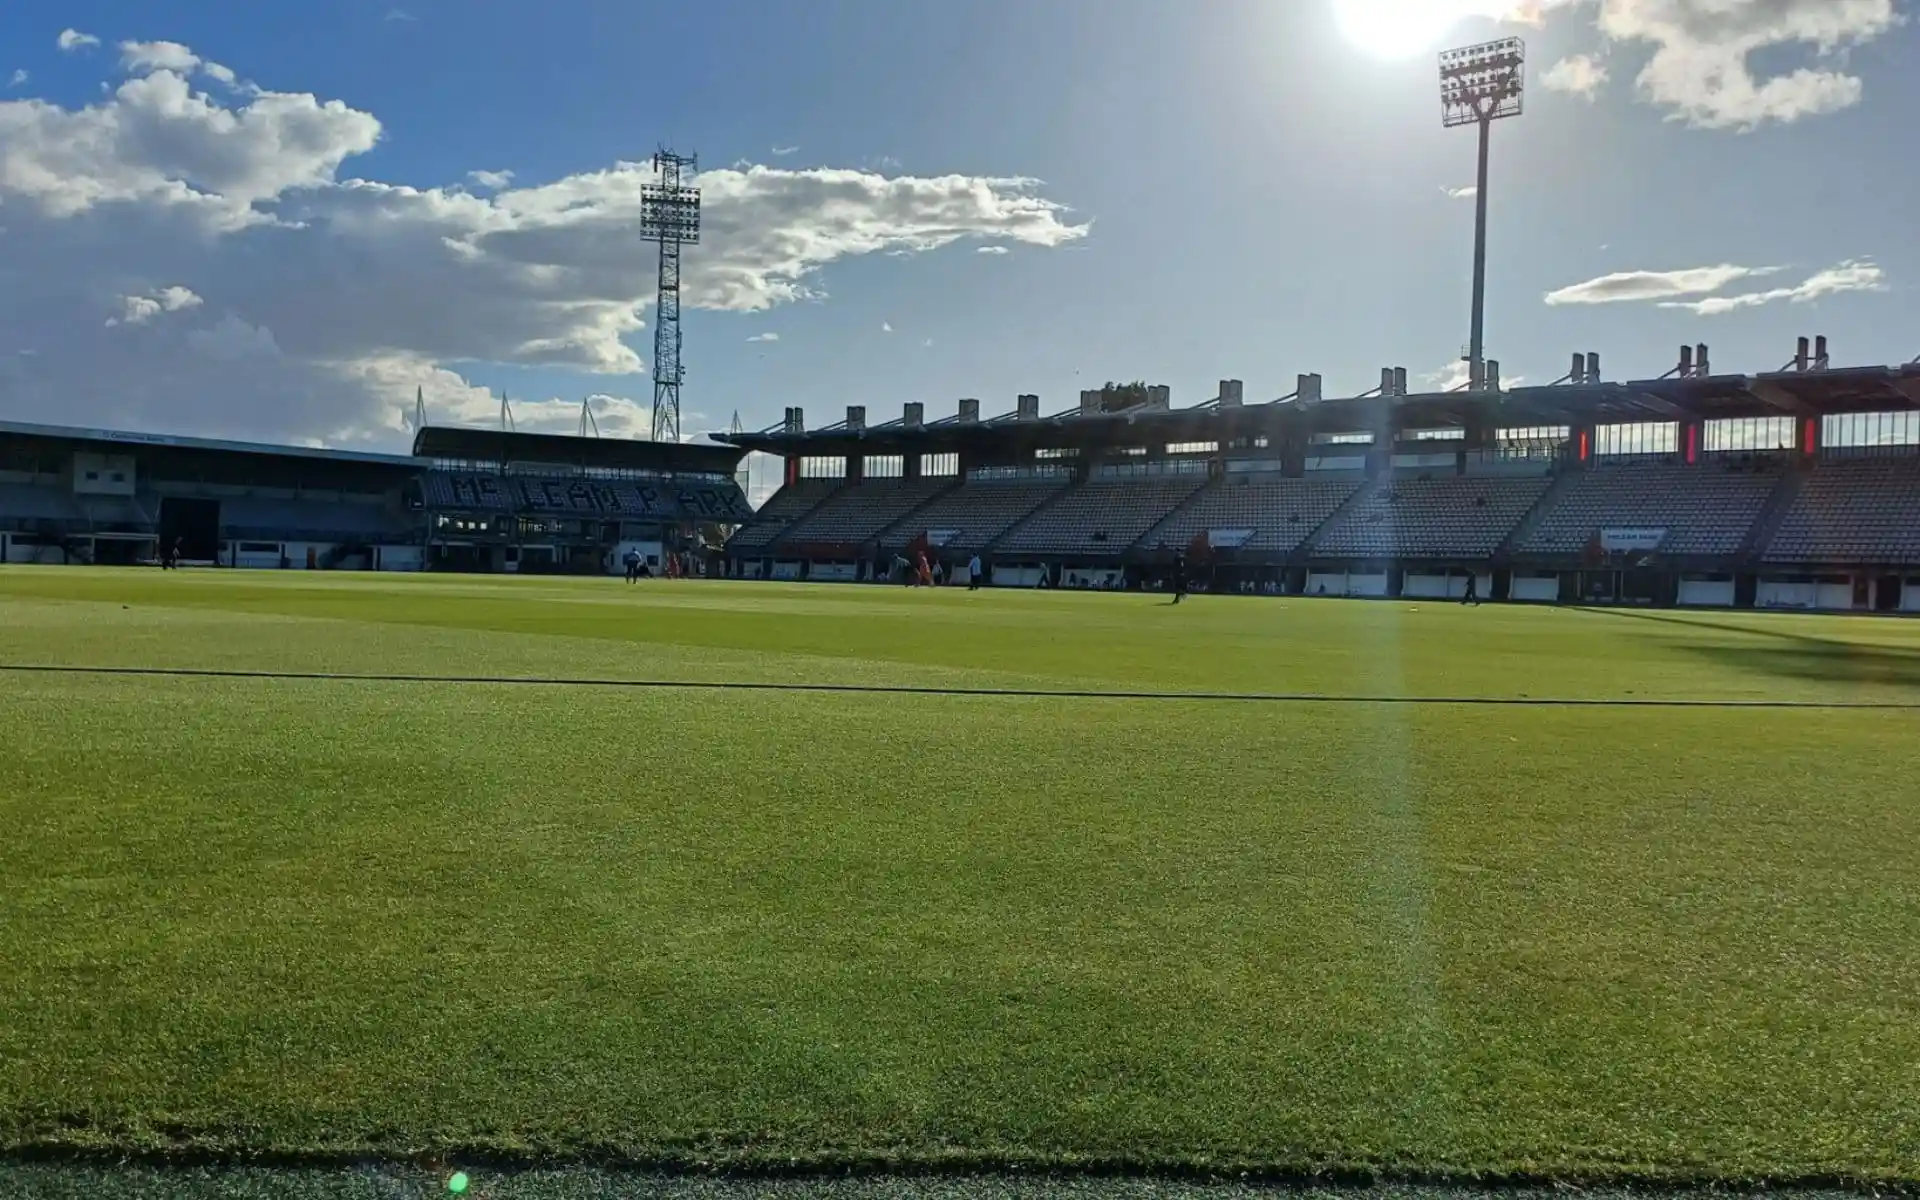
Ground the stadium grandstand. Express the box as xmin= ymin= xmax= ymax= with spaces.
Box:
xmin=716 ymin=344 xmax=1920 ymax=613
xmin=0 ymin=419 xmax=749 ymax=575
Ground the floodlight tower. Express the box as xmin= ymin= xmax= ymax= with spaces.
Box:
xmin=1440 ymin=38 xmax=1525 ymax=392
xmin=640 ymin=149 xmax=702 ymax=442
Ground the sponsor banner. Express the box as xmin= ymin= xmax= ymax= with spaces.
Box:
xmin=1601 ymin=527 xmax=1668 ymax=553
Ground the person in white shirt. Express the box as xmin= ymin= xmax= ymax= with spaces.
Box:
xmin=968 ymin=553 xmax=983 ymax=590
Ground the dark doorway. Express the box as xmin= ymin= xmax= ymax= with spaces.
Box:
xmin=158 ymin=497 xmax=221 ymax=561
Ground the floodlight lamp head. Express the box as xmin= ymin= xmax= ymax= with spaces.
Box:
xmin=1440 ymin=37 xmax=1525 ymax=128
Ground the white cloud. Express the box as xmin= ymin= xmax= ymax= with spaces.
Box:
xmin=771 ymin=145 xmax=799 ymax=156
xmin=1552 ymin=0 xmax=1899 ymax=129
xmin=1541 ymin=53 xmax=1609 ymax=99
xmin=1442 ymin=185 xmax=1478 ymax=199
xmin=977 ymin=244 xmax=1010 ymax=254
xmin=1419 ymin=360 xmax=1523 ymax=391
xmin=1658 ymin=259 xmax=1887 ymax=315
xmin=466 ymin=168 xmax=514 ymax=191
xmin=1544 ymin=263 xmax=1783 ymax=306
xmin=745 ymin=332 xmax=779 ymax=343
xmin=0 ymin=41 xmax=1087 ymax=447
xmin=106 ymin=285 xmax=204 ymax=327
xmin=881 ymin=321 xmax=894 ymax=333
xmin=202 ymin=62 xmax=238 ymax=87
xmin=57 ymin=29 xmax=101 ymax=52
xmin=120 ymin=41 xmax=201 ymax=75
xmin=1423 ymin=361 xmax=1472 ymax=391
xmin=385 ymin=9 xmax=418 ymax=21
xmin=8 ymin=70 xmax=27 ymax=89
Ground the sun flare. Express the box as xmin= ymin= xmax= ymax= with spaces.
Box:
xmin=1332 ymin=0 xmax=1511 ymax=60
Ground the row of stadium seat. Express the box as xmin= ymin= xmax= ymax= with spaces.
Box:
xmin=1517 ymin=461 xmax=1779 ymax=557
xmin=1313 ymin=476 xmax=1553 ymax=560
xmin=1765 ymin=458 xmax=1920 ymax=564
xmin=420 ymin=472 xmax=752 ymax=522
xmin=777 ymin=478 xmax=953 ymax=546
xmin=1141 ymin=478 xmax=1358 ymax=553
xmin=996 ymin=477 xmax=1210 ymax=555
xmin=714 ymin=456 xmax=1920 ymax=567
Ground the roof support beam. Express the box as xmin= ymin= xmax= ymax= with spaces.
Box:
xmin=1623 ymin=391 xmax=1690 ymax=419
xmin=1749 ymin=380 xmax=1816 ymax=416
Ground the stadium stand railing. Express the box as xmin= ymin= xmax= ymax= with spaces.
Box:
xmin=1308 ymin=475 xmax=1553 ymax=561
xmin=1762 ymin=456 xmax=1920 ymax=567
xmin=1516 ymin=459 xmax=1785 ymax=559
xmin=993 ymin=476 xmax=1209 ymax=557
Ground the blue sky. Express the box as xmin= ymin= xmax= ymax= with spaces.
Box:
xmin=0 ymin=0 xmax=1913 ymax=455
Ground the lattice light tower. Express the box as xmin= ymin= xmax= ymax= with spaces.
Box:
xmin=640 ymin=149 xmax=702 ymax=442
xmin=1441 ymin=38 xmax=1524 ymax=393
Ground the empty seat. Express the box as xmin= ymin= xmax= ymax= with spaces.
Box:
xmin=726 ymin=482 xmax=836 ymax=552
xmin=1142 ymin=477 xmax=1360 ymax=553
xmin=1520 ymin=462 xmax=1779 ymax=557
xmin=880 ymin=478 xmax=1069 ymax=553
xmin=996 ymin=477 xmax=1208 ymax=556
xmin=777 ymin=479 xmax=954 ymax=547
xmin=1764 ymin=457 xmax=1920 ymax=566
xmin=1313 ymin=476 xmax=1551 ymax=558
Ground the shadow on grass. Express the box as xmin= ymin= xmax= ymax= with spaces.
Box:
xmin=1573 ymin=607 xmax=1920 ymax=694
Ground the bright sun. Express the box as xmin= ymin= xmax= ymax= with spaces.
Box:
xmin=1332 ymin=0 xmax=1488 ymax=60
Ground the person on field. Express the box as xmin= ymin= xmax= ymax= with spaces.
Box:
xmin=1170 ymin=550 xmax=1188 ymax=604
xmin=968 ymin=553 xmax=982 ymax=591
xmin=1461 ymin=573 xmax=1480 ymax=606
xmin=915 ymin=549 xmax=933 ymax=588
xmin=623 ymin=547 xmax=641 ymax=584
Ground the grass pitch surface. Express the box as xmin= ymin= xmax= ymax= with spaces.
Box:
xmin=1 ymin=569 xmax=1917 ymax=1182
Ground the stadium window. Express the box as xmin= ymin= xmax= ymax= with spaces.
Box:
xmin=1311 ymin=431 xmax=1373 ymax=445
xmin=799 ymin=456 xmax=847 ymax=479
xmin=864 ymin=455 xmax=905 ymax=478
xmin=1498 ymin=425 xmax=1570 ymax=443
xmin=920 ymin=452 xmax=958 ymax=477
xmin=1595 ymin=422 xmax=1677 ymax=457
xmin=1165 ymin=441 xmax=1219 ymax=456
xmin=1034 ymin=447 xmax=1079 ymax=459
xmin=1117 ymin=446 xmax=1147 ymax=456
xmin=1408 ymin=428 xmax=1465 ymax=441
xmin=1705 ymin=417 xmax=1793 ymax=453
xmin=1823 ymin=410 xmax=1920 ymax=451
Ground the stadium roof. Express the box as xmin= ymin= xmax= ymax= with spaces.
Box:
xmin=411 ymin=425 xmax=744 ymax=474
xmin=714 ymin=362 xmax=1920 ymax=457
xmin=0 ymin=418 xmax=422 ymax=467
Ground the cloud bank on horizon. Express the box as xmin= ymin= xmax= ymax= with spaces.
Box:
xmin=0 ymin=31 xmax=1087 ymax=447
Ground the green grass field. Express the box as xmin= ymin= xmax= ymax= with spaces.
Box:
xmin=2 ymin=568 xmax=1918 ymax=1184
